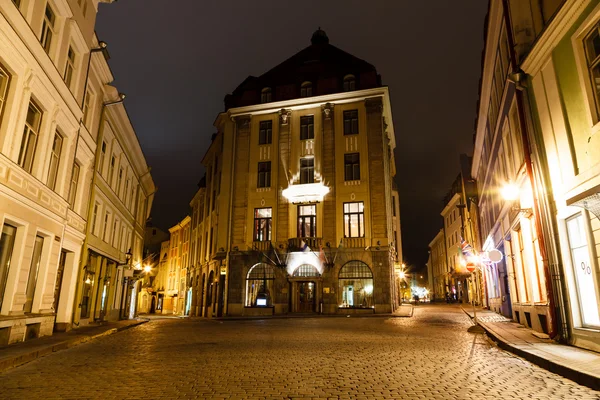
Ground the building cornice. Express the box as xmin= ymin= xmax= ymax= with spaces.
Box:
xmin=521 ymin=0 xmax=591 ymax=75
xmin=440 ymin=193 xmax=461 ymax=217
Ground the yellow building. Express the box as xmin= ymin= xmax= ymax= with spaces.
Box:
xmin=188 ymin=29 xmax=399 ymax=317
xmin=164 ymin=216 xmax=190 ymax=315
xmin=428 ymin=230 xmax=447 ymax=302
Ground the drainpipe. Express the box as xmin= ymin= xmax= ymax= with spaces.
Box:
xmin=502 ymin=0 xmax=557 ymax=339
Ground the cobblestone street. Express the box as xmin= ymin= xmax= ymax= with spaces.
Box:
xmin=0 ymin=304 xmax=598 ymax=399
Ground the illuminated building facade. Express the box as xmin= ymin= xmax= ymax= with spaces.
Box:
xmin=428 ymin=230 xmax=447 ymax=302
xmin=188 ymin=29 xmax=400 ymax=316
xmin=513 ymin=0 xmax=600 ymax=352
xmin=0 ymin=0 xmax=155 ymax=343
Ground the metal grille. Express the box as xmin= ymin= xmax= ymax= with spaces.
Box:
xmin=339 ymin=261 xmax=372 ymax=279
xmin=293 ymin=264 xmax=320 ymax=277
xmin=247 ymin=263 xmax=275 ymax=279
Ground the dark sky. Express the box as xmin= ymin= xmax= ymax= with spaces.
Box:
xmin=95 ymin=1 xmax=488 ymax=271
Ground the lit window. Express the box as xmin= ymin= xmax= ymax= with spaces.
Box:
xmin=40 ymin=4 xmax=55 ymax=54
xmin=344 ymin=153 xmax=360 ymax=181
xmin=261 ymin=87 xmax=272 ymax=103
xmin=259 ymin=121 xmax=272 ymax=144
xmin=257 ymin=161 xmax=271 ymax=188
xmin=245 ymin=263 xmax=274 ymax=307
xmin=297 ymin=204 xmax=316 ymax=238
xmin=343 ymin=110 xmax=358 ymax=135
xmin=338 ymin=261 xmax=373 ymax=308
xmin=19 ymin=101 xmax=42 ymax=173
xmin=293 ymin=264 xmax=320 ymax=277
xmin=300 ymin=81 xmax=313 ymax=97
xmin=253 ymin=208 xmax=272 ymax=241
xmin=343 ymin=75 xmax=356 ymax=92
xmin=47 ymin=132 xmax=63 ymax=190
xmin=64 ymin=46 xmax=76 ymax=88
xmin=300 ymin=116 xmax=314 ymax=140
xmin=300 ymin=157 xmax=314 ymax=184
xmin=343 ymin=202 xmax=364 ymax=238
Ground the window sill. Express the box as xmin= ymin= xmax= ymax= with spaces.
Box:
xmin=344 ymin=180 xmax=361 ymax=186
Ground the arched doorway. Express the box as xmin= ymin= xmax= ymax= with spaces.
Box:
xmin=292 ymin=264 xmax=320 ymax=313
xmin=206 ymin=270 xmax=214 ymax=317
xmin=338 ymin=261 xmax=373 ymax=308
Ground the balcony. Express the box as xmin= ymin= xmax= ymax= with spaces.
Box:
xmin=342 ymin=237 xmax=366 ymax=249
xmin=252 ymin=241 xmax=271 ymax=252
xmin=288 ymin=237 xmax=322 ymax=251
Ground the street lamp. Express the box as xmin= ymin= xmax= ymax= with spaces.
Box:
xmin=143 ymin=265 xmax=152 ymax=273
xmin=502 ymin=183 xmax=533 ymax=214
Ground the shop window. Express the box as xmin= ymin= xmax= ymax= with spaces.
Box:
xmin=245 ymin=263 xmax=274 ymax=307
xmin=338 ymin=261 xmax=373 ymax=308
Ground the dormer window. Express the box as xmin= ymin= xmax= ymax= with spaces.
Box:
xmin=300 ymin=81 xmax=313 ymax=97
xmin=261 ymin=87 xmax=272 ymax=103
xmin=343 ymin=75 xmax=356 ymax=92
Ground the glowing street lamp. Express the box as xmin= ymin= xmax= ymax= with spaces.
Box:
xmin=143 ymin=265 xmax=152 ymax=273
xmin=501 ymin=183 xmax=520 ymax=201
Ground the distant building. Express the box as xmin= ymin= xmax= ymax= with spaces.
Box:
xmin=428 ymin=230 xmax=447 ymax=301
xmin=186 ymin=29 xmax=400 ymax=317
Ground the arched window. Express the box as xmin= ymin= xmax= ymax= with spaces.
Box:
xmin=300 ymin=81 xmax=313 ymax=97
xmin=338 ymin=261 xmax=373 ymax=308
xmin=261 ymin=87 xmax=272 ymax=103
xmin=292 ymin=264 xmax=320 ymax=277
xmin=246 ymin=263 xmax=275 ymax=307
xmin=343 ymin=75 xmax=356 ymax=92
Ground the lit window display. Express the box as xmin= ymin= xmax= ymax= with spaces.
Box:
xmin=246 ymin=263 xmax=275 ymax=307
xmin=338 ymin=261 xmax=373 ymax=308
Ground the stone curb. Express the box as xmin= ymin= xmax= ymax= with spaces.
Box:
xmin=461 ymin=308 xmax=600 ymax=391
xmin=0 ymin=319 xmax=148 ymax=373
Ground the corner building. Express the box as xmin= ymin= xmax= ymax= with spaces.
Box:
xmin=190 ymin=30 xmax=399 ymax=317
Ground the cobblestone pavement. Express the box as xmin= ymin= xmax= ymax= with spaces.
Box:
xmin=0 ymin=305 xmax=598 ymax=399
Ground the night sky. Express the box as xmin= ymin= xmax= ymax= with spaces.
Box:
xmin=95 ymin=1 xmax=488 ymax=271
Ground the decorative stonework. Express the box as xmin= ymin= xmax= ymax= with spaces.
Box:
xmin=321 ymin=103 xmax=334 ymax=119
xmin=279 ymin=109 xmax=291 ymax=125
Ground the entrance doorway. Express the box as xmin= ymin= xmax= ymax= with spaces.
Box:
xmin=296 ymin=281 xmax=315 ymax=312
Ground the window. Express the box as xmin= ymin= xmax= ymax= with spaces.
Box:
xmin=300 ymin=81 xmax=313 ymax=97
xmin=40 ymin=4 xmax=55 ymax=54
xmin=259 ymin=121 xmax=272 ymax=145
xmin=91 ymin=203 xmax=99 ymax=235
xmin=98 ymin=141 xmax=106 ymax=173
xmin=102 ymin=211 xmax=110 ymax=242
xmin=293 ymin=264 xmax=320 ymax=277
xmin=261 ymin=87 xmax=272 ymax=103
xmin=47 ymin=132 xmax=63 ymax=190
xmin=254 ymin=208 xmax=272 ymax=241
xmin=344 ymin=153 xmax=360 ymax=181
xmin=117 ymin=168 xmax=124 ymax=196
xmin=19 ymin=101 xmax=42 ymax=173
xmin=566 ymin=213 xmax=600 ymax=327
xmin=585 ymin=22 xmax=600 ymax=120
xmin=24 ymin=236 xmax=44 ymax=313
xmin=245 ymin=263 xmax=275 ymax=307
xmin=0 ymin=224 xmax=17 ymax=310
xmin=83 ymin=89 xmax=92 ymax=127
xmin=297 ymin=204 xmax=316 ymax=237
xmin=112 ymin=219 xmax=118 ymax=247
xmin=108 ymin=155 xmax=116 ymax=186
xmin=0 ymin=65 xmax=9 ymax=117
xmin=64 ymin=46 xmax=76 ymax=87
xmin=343 ymin=75 xmax=356 ymax=91
xmin=300 ymin=157 xmax=314 ymax=184
xmin=124 ymin=179 xmax=129 ymax=205
xmin=300 ymin=116 xmax=314 ymax=140
xmin=343 ymin=110 xmax=359 ymax=135
xmin=338 ymin=261 xmax=373 ymax=308
xmin=257 ymin=161 xmax=271 ymax=188
xmin=68 ymin=163 xmax=79 ymax=207
xmin=344 ymin=202 xmax=364 ymax=238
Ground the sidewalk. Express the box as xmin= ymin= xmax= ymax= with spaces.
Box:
xmin=0 ymin=318 xmax=148 ymax=373
xmin=462 ymin=307 xmax=600 ymax=390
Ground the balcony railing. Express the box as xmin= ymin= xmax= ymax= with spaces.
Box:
xmin=252 ymin=241 xmax=271 ymax=252
xmin=288 ymin=237 xmax=322 ymax=251
xmin=342 ymin=237 xmax=366 ymax=249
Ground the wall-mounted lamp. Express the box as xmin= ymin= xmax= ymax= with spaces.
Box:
xmin=501 ymin=183 xmax=533 ymax=215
